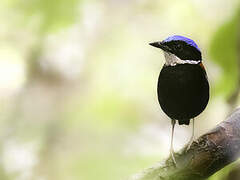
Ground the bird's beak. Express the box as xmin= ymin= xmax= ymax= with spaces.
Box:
xmin=149 ymin=41 xmax=171 ymax=52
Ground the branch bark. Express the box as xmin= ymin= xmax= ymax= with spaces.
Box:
xmin=129 ymin=108 xmax=240 ymax=180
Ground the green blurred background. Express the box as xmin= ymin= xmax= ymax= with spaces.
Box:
xmin=0 ymin=0 xmax=240 ymax=179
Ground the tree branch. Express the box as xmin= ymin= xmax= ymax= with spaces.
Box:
xmin=129 ymin=108 xmax=240 ymax=180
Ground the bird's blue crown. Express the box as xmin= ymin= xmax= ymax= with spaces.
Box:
xmin=163 ymin=35 xmax=200 ymax=52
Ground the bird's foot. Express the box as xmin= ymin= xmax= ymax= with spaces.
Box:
xmin=170 ymin=150 xmax=177 ymax=167
xmin=185 ymin=138 xmax=194 ymax=152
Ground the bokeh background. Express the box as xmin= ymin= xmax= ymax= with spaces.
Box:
xmin=0 ymin=0 xmax=240 ymax=180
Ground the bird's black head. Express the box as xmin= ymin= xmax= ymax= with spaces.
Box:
xmin=149 ymin=35 xmax=202 ymax=61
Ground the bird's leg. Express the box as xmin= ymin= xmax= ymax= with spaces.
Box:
xmin=170 ymin=119 xmax=177 ymax=166
xmin=186 ymin=118 xmax=194 ymax=152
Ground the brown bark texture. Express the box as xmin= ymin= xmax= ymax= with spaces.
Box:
xmin=129 ymin=108 xmax=240 ymax=180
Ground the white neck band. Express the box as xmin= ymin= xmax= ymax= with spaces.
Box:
xmin=164 ymin=52 xmax=201 ymax=66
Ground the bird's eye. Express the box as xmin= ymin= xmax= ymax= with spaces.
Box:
xmin=176 ymin=44 xmax=182 ymax=50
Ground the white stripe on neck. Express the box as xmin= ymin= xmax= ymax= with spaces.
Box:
xmin=164 ymin=52 xmax=201 ymax=66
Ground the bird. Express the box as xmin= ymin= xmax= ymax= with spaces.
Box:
xmin=149 ymin=35 xmax=209 ymax=165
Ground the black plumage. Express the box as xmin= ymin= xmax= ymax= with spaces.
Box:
xmin=157 ymin=63 xmax=209 ymax=125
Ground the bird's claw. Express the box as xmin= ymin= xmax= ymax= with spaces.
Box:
xmin=185 ymin=139 xmax=194 ymax=152
xmin=170 ymin=150 xmax=177 ymax=167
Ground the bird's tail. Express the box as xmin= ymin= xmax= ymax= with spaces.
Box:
xmin=178 ymin=119 xmax=190 ymax=125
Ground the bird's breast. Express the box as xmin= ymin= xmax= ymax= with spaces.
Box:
xmin=157 ymin=63 xmax=209 ymax=122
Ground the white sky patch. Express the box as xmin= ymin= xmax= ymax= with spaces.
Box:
xmin=82 ymin=2 xmax=104 ymax=35
xmin=2 ymin=139 xmax=39 ymax=179
xmin=0 ymin=46 xmax=26 ymax=97
xmin=193 ymin=0 xmax=239 ymax=22
xmin=41 ymin=29 xmax=85 ymax=80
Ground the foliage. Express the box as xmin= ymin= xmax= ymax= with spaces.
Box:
xmin=13 ymin=0 xmax=83 ymax=33
xmin=209 ymin=9 xmax=240 ymax=99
